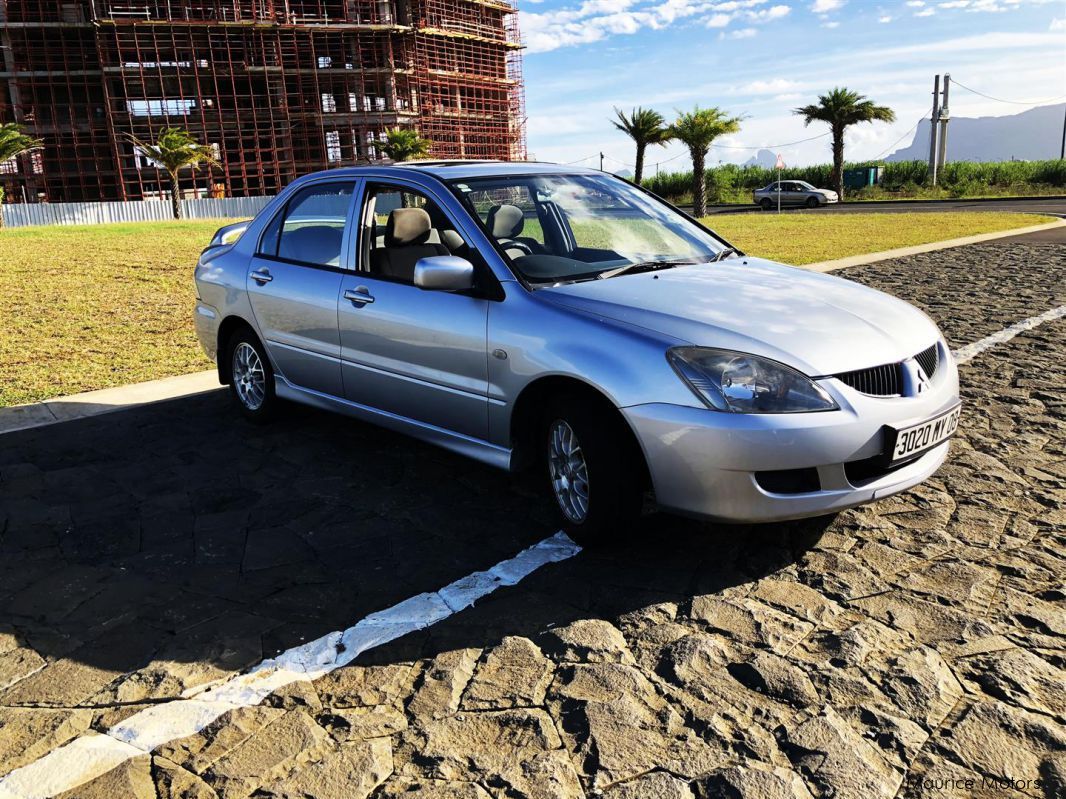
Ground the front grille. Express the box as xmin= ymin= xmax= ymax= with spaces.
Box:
xmin=845 ymin=450 xmax=929 ymax=485
xmin=834 ymin=362 xmax=903 ymax=397
xmin=833 ymin=342 xmax=940 ymax=397
xmin=915 ymin=343 xmax=939 ymax=379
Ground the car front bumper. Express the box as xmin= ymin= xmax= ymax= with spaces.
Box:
xmin=622 ymin=350 xmax=959 ymax=523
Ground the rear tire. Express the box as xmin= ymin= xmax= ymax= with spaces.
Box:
xmin=805 ymin=196 xmax=819 ymax=209
xmin=227 ymin=329 xmax=277 ymax=423
xmin=760 ymin=198 xmax=773 ymax=211
xmin=542 ymin=395 xmax=644 ymax=546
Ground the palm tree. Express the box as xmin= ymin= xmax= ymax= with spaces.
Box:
xmin=794 ymin=88 xmax=895 ymax=198
xmin=0 ymin=123 xmax=44 ymax=229
xmin=668 ymin=107 xmax=742 ymax=217
xmin=611 ymin=107 xmax=670 ymax=184
xmin=381 ymin=128 xmax=431 ymax=162
xmin=125 ymin=128 xmax=219 ymax=219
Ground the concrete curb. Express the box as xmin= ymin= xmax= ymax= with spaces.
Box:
xmin=0 ymin=370 xmax=220 ymax=436
xmin=801 ymin=219 xmax=1066 ymax=273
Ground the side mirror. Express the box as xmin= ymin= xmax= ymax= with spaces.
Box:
xmin=414 ymin=255 xmax=475 ymax=292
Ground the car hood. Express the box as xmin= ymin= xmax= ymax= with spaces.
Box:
xmin=537 ymin=258 xmax=940 ymax=375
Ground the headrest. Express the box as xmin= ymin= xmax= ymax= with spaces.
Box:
xmin=278 ymin=225 xmax=343 ymax=266
xmin=385 ymin=207 xmax=432 ymax=246
xmin=440 ymin=229 xmax=466 ymax=252
xmin=487 ymin=204 xmax=524 ymax=239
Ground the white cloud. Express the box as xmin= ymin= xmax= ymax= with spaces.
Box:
xmin=729 ymin=26 xmax=759 ymax=37
xmin=748 ymin=3 xmax=791 ymax=21
xmin=1051 ymin=17 xmax=1066 ymax=30
xmin=914 ymin=7 xmax=935 ymax=14
xmin=906 ymin=1 xmax=926 ymax=7
xmin=810 ymin=0 xmax=846 ymax=11
xmin=879 ymin=14 xmax=893 ymax=21
xmin=938 ymin=1 xmax=970 ymax=7
xmin=736 ymin=78 xmax=802 ymax=94
xmin=522 ymin=0 xmax=787 ymax=53
xmin=822 ymin=19 xmax=840 ymax=27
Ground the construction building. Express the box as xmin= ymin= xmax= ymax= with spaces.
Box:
xmin=0 ymin=0 xmax=526 ymax=202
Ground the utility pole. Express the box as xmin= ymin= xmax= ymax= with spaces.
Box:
xmin=599 ymin=152 xmax=604 ymax=171
xmin=928 ymin=74 xmax=940 ymax=186
xmin=937 ymin=73 xmax=951 ymax=171
xmin=1060 ymin=104 xmax=1065 ymax=159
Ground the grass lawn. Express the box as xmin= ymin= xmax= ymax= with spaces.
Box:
xmin=0 ymin=211 xmax=1052 ymax=407
xmin=0 ymin=220 xmax=228 ymax=407
xmin=704 ymin=211 xmax=1050 ymax=265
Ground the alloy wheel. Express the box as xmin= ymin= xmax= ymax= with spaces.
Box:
xmin=548 ymin=419 xmax=590 ymax=523
xmin=232 ymin=341 xmax=266 ymax=411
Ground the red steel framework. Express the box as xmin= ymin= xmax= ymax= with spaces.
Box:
xmin=0 ymin=0 xmax=526 ymax=202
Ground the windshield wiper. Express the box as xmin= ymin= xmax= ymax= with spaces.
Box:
xmin=709 ymin=247 xmax=740 ymax=262
xmin=596 ymin=259 xmax=697 ymax=280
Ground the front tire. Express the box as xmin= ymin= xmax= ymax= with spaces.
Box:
xmin=805 ymin=196 xmax=819 ymax=209
xmin=227 ymin=329 xmax=277 ymax=423
xmin=760 ymin=198 xmax=773 ymax=211
xmin=542 ymin=396 xmax=644 ymax=546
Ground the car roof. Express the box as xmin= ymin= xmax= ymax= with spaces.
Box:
xmin=294 ymin=160 xmax=604 ymax=185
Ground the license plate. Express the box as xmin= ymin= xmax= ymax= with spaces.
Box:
xmin=886 ymin=403 xmax=961 ymax=463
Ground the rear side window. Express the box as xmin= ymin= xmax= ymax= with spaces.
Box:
xmin=258 ymin=182 xmax=354 ymax=267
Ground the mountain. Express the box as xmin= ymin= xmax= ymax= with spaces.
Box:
xmin=743 ymin=149 xmax=779 ymax=168
xmin=886 ymin=103 xmax=1064 ymax=162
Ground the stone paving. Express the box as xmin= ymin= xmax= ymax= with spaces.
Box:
xmin=0 ymin=242 xmax=1063 ymax=798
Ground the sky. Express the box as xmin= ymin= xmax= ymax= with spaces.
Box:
xmin=518 ymin=0 xmax=1066 ymax=171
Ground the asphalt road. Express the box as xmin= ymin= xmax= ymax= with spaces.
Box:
xmin=703 ymin=196 xmax=1066 ymax=216
xmin=1 ymin=234 xmax=1064 ymax=799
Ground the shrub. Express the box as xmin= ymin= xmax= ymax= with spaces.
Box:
xmin=640 ymin=158 xmax=1066 ymax=201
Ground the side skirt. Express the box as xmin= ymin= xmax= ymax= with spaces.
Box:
xmin=275 ymin=376 xmax=513 ymax=471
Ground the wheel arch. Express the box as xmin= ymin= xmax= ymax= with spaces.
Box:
xmin=215 ymin=315 xmax=261 ymax=385
xmin=509 ymin=375 xmax=652 ymax=491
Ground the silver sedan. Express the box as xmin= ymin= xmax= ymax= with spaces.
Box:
xmin=194 ymin=162 xmax=958 ymax=544
xmin=753 ymin=180 xmax=839 ymax=210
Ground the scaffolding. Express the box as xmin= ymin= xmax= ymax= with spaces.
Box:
xmin=0 ymin=0 xmax=526 ymax=202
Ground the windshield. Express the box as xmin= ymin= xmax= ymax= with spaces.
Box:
xmin=451 ymin=173 xmax=728 ymax=284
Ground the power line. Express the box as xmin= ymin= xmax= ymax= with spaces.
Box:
xmin=569 ymin=131 xmax=833 ymax=169
xmin=708 ymin=131 xmax=831 ymax=150
xmin=871 ymin=116 xmax=924 ymax=161
xmin=951 ymin=79 xmax=1066 ymax=106
xmin=655 ymin=151 xmax=686 ymax=164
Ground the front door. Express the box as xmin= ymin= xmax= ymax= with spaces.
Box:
xmin=246 ymin=180 xmax=356 ymax=397
xmin=337 ymin=182 xmax=490 ymax=440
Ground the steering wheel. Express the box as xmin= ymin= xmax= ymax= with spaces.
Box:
xmin=500 ymin=238 xmax=534 ymax=256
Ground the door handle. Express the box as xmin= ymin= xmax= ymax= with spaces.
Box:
xmin=251 ymin=268 xmax=273 ymax=284
xmin=344 ymin=288 xmax=375 ymax=305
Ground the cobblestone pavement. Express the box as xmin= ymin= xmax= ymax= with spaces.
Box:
xmin=1 ymin=242 xmax=1063 ymax=798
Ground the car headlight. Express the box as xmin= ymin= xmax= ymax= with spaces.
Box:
xmin=667 ymin=347 xmax=838 ymax=413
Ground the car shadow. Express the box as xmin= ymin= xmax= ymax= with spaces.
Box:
xmin=0 ymin=391 xmax=831 ymax=705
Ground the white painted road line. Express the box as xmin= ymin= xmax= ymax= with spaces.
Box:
xmin=0 ymin=532 xmax=582 ymax=799
xmin=953 ymin=305 xmax=1066 ymax=365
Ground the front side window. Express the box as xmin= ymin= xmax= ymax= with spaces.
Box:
xmin=360 ymin=184 xmax=466 ymax=284
xmin=452 ymin=173 xmax=727 ymax=284
xmin=259 ymin=182 xmax=354 ymax=267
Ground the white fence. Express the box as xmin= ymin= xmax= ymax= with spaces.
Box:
xmin=2 ymin=196 xmax=273 ymax=228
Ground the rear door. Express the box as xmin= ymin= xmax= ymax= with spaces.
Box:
xmin=246 ymin=180 xmax=356 ymax=397
xmin=782 ymin=182 xmax=805 ymax=205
